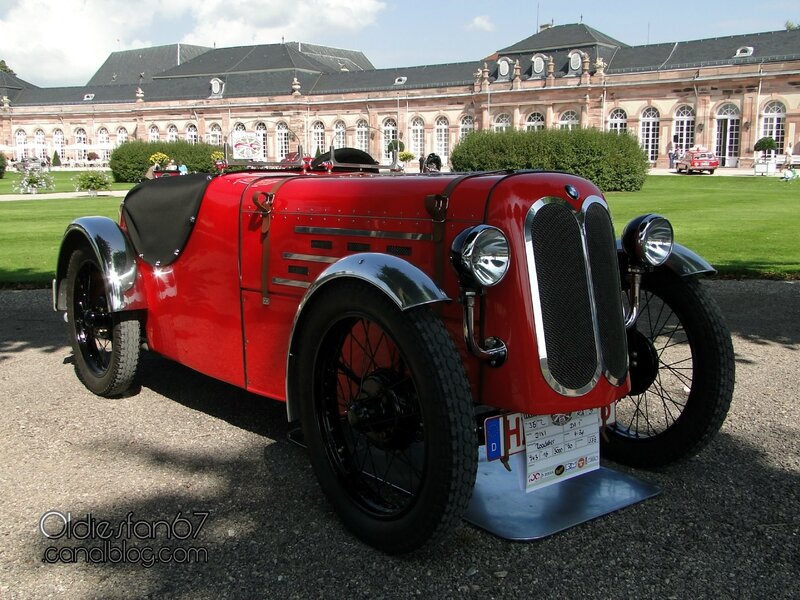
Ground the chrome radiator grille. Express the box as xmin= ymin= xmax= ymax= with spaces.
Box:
xmin=524 ymin=197 xmax=628 ymax=396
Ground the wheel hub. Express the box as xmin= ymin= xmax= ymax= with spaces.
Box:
xmin=627 ymin=329 xmax=659 ymax=395
xmin=347 ymin=369 xmax=417 ymax=450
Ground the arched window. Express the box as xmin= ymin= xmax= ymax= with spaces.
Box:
xmin=312 ymin=121 xmax=326 ymax=155
xmin=640 ymin=107 xmax=660 ymax=162
xmin=148 ymin=125 xmax=159 ymax=143
xmin=459 ymin=115 xmax=474 ymax=140
xmin=115 ymin=127 xmax=128 ymax=147
xmin=715 ymin=103 xmax=740 ymax=164
xmin=53 ymin=129 xmax=65 ymax=159
xmin=526 ymin=112 xmax=545 ymax=131
xmin=674 ymin=105 xmax=695 ymax=150
xmin=333 ymin=120 xmax=346 ymax=149
xmin=559 ymin=110 xmax=579 ymax=130
xmin=75 ymin=128 xmax=88 ymax=160
xmin=608 ymin=108 xmax=627 ymax=134
xmin=233 ymin=122 xmax=246 ymax=132
xmin=493 ymin=113 xmax=511 ymax=132
xmin=15 ymin=129 xmax=27 ymax=160
xmin=34 ymin=129 xmax=46 ymax=159
xmin=255 ymin=122 xmax=267 ymax=157
xmin=276 ymin=122 xmax=289 ymax=159
xmin=356 ymin=119 xmax=369 ymax=153
xmin=207 ymin=123 xmax=222 ymax=146
xmin=97 ymin=127 xmax=110 ymax=160
xmin=382 ymin=118 xmax=398 ymax=161
xmin=167 ymin=124 xmax=179 ymax=142
xmin=761 ymin=101 xmax=786 ymax=157
xmin=186 ymin=124 xmax=198 ymax=145
xmin=410 ymin=117 xmax=424 ymax=158
xmin=435 ymin=116 xmax=449 ymax=162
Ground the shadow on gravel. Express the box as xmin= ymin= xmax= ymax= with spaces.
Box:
xmin=28 ymin=350 xmax=800 ymax=599
xmin=0 ymin=288 xmax=68 ymax=362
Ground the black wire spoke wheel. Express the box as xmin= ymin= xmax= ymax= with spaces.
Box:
xmin=296 ymin=282 xmax=476 ymax=554
xmin=65 ymin=247 xmax=140 ymax=397
xmin=602 ymin=270 xmax=734 ymax=468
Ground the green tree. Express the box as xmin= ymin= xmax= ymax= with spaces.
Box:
xmin=0 ymin=59 xmax=15 ymax=75
xmin=786 ymin=20 xmax=798 ymax=30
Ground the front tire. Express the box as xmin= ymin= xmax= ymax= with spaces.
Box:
xmin=602 ymin=271 xmax=734 ymax=468
xmin=65 ymin=247 xmax=140 ymax=397
xmin=295 ymin=282 xmax=477 ymax=554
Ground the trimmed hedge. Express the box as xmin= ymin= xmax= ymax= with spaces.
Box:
xmin=0 ymin=153 xmax=6 ymax=179
xmin=109 ymin=140 xmax=221 ymax=182
xmin=449 ymin=129 xmax=650 ymax=192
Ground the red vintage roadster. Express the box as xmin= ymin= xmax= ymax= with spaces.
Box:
xmin=54 ymin=148 xmax=734 ymax=553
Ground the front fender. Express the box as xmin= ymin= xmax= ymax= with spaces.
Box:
xmin=617 ymin=241 xmax=716 ymax=278
xmin=284 ymin=252 xmax=450 ymax=421
xmin=53 ymin=216 xmax=146 ymax=312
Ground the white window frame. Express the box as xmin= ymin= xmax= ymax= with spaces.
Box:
xmin=459 ymin=115 xmax=474 ymax=140
xmin=382 ymin=118 xmax=398 ymax=161
xmin=494 ymin=113 xmax=512 ymax=132
xmin=276 ymin=122 xmax=289 ymax=160
xmin=640 ymin=107 xmax=660 ymax=162
xmin=608 ymin=108 xmax=627 ymax=134
xmin=526 ymin=112 xmax=545 ymax=131
xmin=410 ymin=117 xmax=424 ymax=158
xmin=356 ymin=119 xmax=369 ymax=153
xmin=435 ymin=116 xmax=449 ymax=163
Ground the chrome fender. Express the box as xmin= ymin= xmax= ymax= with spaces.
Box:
xmin=285 ymin=252 xmax=450 ymax=421
xmin=53 ymin=216 xmax=146 ymax=312
xmin=617 ymin=241 xmax=716 ymax=277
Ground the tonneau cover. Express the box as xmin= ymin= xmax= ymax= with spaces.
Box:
xmin=122 ymin=173 xmax=213 ymax=266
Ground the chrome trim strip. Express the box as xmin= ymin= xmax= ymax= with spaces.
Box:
xmin=294 ymin=226 xmax=432 ymax=241
xmin=281 ymin=252 xmax=338 ymax=264
xmin=272 ymin=277 xmax=311 ymax=288
xmin=580 ymin=196 xmax=625 ymax=387
xmin=523 ymin=197 xmax=602 ymax=397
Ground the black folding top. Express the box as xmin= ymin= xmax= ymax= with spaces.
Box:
xmin=121 ymin=173 xmax=213 ymax=267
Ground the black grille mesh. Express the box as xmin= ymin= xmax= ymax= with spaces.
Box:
xmin=585 ymin=204 xmax=628 ymax=382
xmin=531 ymin=203 xmax=598 ymax=391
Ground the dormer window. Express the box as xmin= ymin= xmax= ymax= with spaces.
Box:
xmin=568 ymin=51 xmax=583 ymax=72
xmin=734 ymin=46 xmax=753 ymax=58
xmin=532 ymin=54 xmax=546 ymax=76
xmin=83 ymin=93 xmax=95 ymax=101
xmin=495 ymin=57 xmax=513 ymax=81
xmin=210 ymin=77 xmax=224 ymax=96
xmin=394 ymin=76 xmax=407 ymax=85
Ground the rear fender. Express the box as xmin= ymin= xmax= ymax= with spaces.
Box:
xmin=53 ymin=216 xmax=146 ymax=312
xmin=284 ymin=253 xmax=450 ymax=421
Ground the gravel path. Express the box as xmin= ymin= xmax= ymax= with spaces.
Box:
xmin=1 ymin=280 xmax=798 ymax=599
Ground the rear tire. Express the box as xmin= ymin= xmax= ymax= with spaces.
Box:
xmin=65 ymin=247 xmax=140 ymax=397
xmin=295 ymin=281 xmax=476 ymax=554
xmin=602 ymin=271 xmax=734 ymax=468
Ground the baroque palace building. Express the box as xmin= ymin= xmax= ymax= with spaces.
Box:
xmin=1 ymin=22 xmax=798 ymax=169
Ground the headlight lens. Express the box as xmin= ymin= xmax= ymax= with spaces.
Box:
xmin=451 ymin=225 xmax=510 ymax=287
xmin=622 ymin=214 xmax=674 ymax=267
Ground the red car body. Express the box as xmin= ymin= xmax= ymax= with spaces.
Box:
xmin=53 ymin=150 xmax=733 ymax=553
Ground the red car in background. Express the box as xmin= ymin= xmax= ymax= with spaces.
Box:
xmin=676 ymin=147 xmax=720 ymax=174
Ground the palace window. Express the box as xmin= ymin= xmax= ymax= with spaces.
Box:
xmin=559 ymin=110 xmax=579 ymax=130
xmin=333 ymin=120 xmax=346 ymax=149
xmin=410 ymin=117 xmax=424 ymax=158
xmin=674 ymin=105 xmax=695 ymax=150
xmin=435 ymin=116 xmax=449 ymax=162
xmin=608 ymin=108 xmax=627 ymax=134
xmin=526 ymin=112 xmax=545 ymax=131
xmin=356 ymin=119 xmax=369 ymax=153
xmin=761 ymin=101 xmax=786 ymax=158
xmin=640 ymin=107 xmax=660 ymax=161
xmin=459 ymin=115 xmax=474 ymax=139
xmin=493 ymin=113 xmax=511 ymax=132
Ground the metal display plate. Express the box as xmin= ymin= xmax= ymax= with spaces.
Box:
xmin=464 ymin=448 xmax=660 ymax=541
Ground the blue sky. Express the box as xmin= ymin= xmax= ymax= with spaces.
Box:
xmin=0 ymin=0 xmax=796 ymax=87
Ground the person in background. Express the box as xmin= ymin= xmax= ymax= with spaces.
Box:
xmin=178 ymin=162 xmax=188 ymax=175
xmin=166 ymin=159 xmax=178 ymax=171
xmin=784 ymin=143 xmax=793 ymax=171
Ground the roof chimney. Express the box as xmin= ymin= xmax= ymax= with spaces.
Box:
xmin=539 ymin=23 xmax=552 ymax=31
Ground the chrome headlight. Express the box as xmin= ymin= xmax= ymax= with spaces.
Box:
xmin=450 ymin=225 xmax=510 ymax=287
xmin=622 ymin=214 xmax=674 ymax=267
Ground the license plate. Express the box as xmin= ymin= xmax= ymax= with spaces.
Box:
xmin=484 ymin=413 xmax=525 ymax=461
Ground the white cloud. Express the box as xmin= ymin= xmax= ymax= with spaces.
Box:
xmin=181 ymin=0 xmax=387 ymax=49
xmin=467 ymin=15 xmax=495 ymax=32
xmin=0 ymin=0 xmax=385 ymax=86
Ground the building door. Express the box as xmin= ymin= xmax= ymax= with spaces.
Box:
xmin=715 ymin=104 xmax=740 ymax=167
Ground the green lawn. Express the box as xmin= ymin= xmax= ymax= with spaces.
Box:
xmin=0 ymin=197 xmax=120 ymax=285
xmin=0 ymin=175 xmax=797 ymax=286
xmin=0 ymin=170 xmax=133 ymax=194
xmin=605 ymin=176 xmax=799 ymax=279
